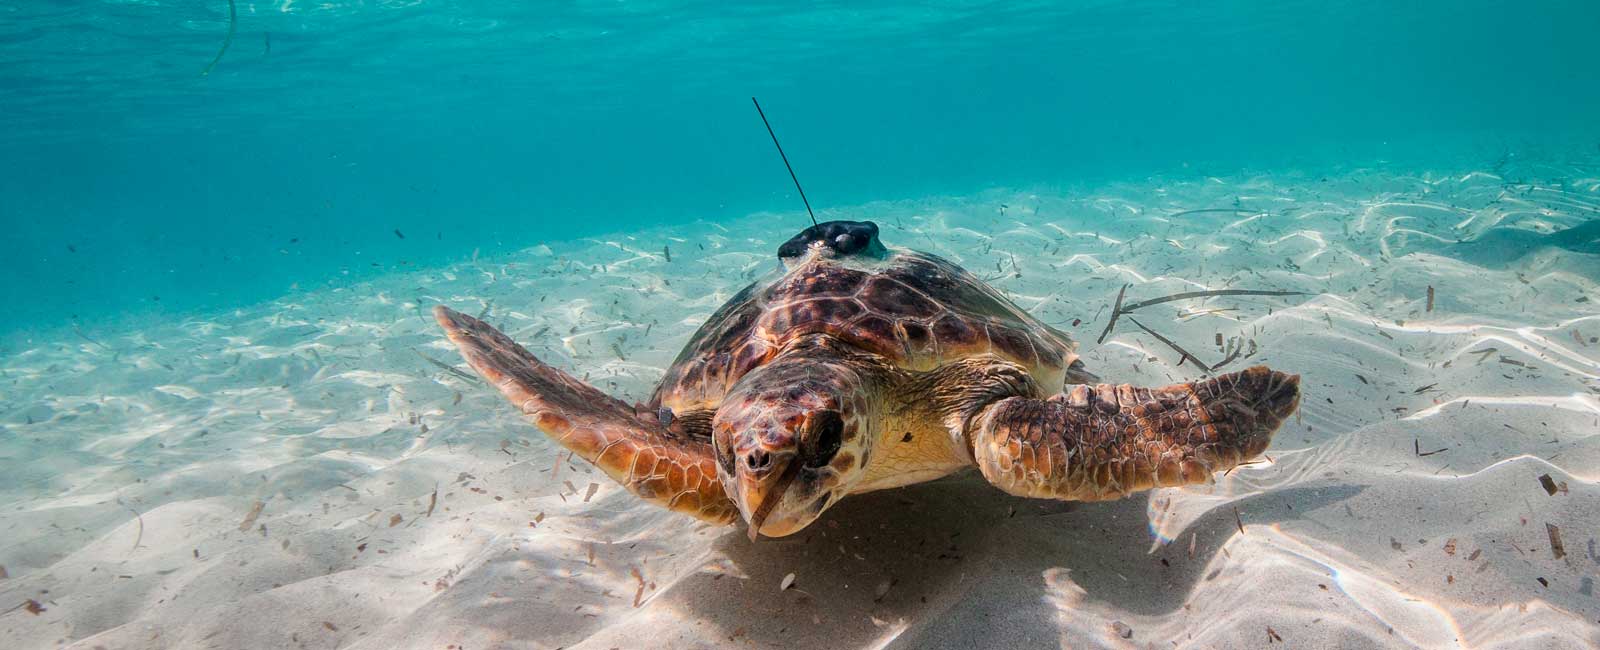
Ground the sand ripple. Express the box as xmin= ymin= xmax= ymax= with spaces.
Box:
xmin=2 ymin=163 xmax=1597 ymax=648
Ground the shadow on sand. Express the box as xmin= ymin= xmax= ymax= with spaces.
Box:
xmin=644 ymin=471 xmax=1362 ymax=649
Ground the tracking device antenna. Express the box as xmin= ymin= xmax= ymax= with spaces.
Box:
xmin=751 ymin=97 xmax=818 ymax=226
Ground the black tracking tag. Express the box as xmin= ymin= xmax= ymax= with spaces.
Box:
xmin=777 ymin=220 xmax=888 ymax=260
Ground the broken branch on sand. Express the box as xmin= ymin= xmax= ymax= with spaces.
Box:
xmin=1118 ymin=289 xmax=1311 ymax=313
xmin=1414 ymin=438 xmax=1448 ymax=457
xmin=1096 ymin=284 xmax=1129 ymax=344
xmin=1128 ymin=318 xmax=1214 ymax=374
xmin=1098 ymin=287 xmax=1309 ymax=345
xmin=1168 ymin=208 xmax=1263 ymax=218
xmin=73 ymin=324 xmax=114 ymax=352
xmin=116 ymin=496 xmax=144 ymax=555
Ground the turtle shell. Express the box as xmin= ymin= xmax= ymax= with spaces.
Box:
xmin=651 ymin=250 xmax=1078 ymax=412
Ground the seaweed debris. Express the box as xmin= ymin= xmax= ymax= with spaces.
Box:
xmin=1098 ymin=286 xmax=1307 ymax=344
xmin=200 ymin=0 xmax=237 ymax=77
xmin=1128 ymin=317 xmax=1214 ymax=374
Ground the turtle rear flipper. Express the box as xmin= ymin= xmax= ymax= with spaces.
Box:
xmin=970 ymin=366 xmax=1299 ymax=500
xmin=434 ymin=306 xmax=737 ymax=524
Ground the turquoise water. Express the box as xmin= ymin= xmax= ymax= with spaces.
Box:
xmin=2 ymin=0 xmax=1597 ymax=338
xmin=4 ymin=4 xmax=1600 ymax=649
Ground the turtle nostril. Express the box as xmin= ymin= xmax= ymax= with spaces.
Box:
xmin=745 ymin=450 xmax=771 ymax=472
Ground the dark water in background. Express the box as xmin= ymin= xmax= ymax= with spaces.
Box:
xmin=1 ymin=0 xmax=1596 ymax=338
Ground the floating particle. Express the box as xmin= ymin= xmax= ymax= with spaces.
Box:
xmin=1110 ymin=621 xmax=1133 ymax=639
xmin=238 ymin=501 xmax=265 ymax=532
xmin=1546 ymin=524 xmax=1565 ymax=559
xmin=1537 ymin=474 xmax=1558 ymax=496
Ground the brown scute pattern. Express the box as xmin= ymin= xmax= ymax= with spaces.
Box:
xmin=891 ymin=254 xmax=1032 ymax=322
xmin=987 ymin=325 xmax=1039 ymax=368
xmin=768 ymin=263 xmax=865 ymax=296
xmin=1035 ymin=337 xmax=1066 ymax=367
xmin=732 ymin=341 xmax=775 ymax=378
xmin=898 ymin=320 xmax=937 ymax=358
xmin=650 ymin=284 xmax=768 ymax=409
xmin=858 ymin=276 xmax=943 ymax=318
xmin=844 ymin=315 xmax=897 ymax=347
xmin=433 ymin=306 xmax=737 ymax=524
xmin=971 ymin=366 xmax=1301 ymax=501
xmin=654 ymin=250 xmax=1078 ymax=412
xmin=929 ymin=314 xmax=980 ymax=347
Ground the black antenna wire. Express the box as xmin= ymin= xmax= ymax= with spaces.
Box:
xmin=752 ymin=97 xmax=817 ymax=226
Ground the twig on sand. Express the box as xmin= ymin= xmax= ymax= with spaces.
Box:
xmin=1096 ymin=284 xmax=1129 ymax=344
xmin=3 ymin=600 xmax=45 ymax=616
xmin=1098 ymin=287 xmax=1309 ymax=344
xmin=1414 ymin=438 xmax=1448 ymax=457
xmin=1168 ymin=208 xmax=1262 ymax=218
xmin=116 ymin=496 xmax=144 ymax=555
xmin=72 ymin=324 xmax=113 ymax=352
xmin=1118 ymin=289 xmax=1311 ymax=314
xmin=1128 ymin=318 xmax=1214 ymax=374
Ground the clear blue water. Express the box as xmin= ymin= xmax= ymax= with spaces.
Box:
xmin=2 ymin=1 xmax=1597 ymax=339
xmin=4 ymin=4 xmax=1600 ymax=648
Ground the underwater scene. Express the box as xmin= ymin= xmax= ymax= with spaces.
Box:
xmin=3 ymin=1 xmax=1599 ymax=648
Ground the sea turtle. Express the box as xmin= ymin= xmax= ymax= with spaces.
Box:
xmin=435 ymin=220 xmax=1301 ymax=540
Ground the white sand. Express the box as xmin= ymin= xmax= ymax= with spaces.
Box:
xmin=2 ymin=165 xmax=1598 ymax=649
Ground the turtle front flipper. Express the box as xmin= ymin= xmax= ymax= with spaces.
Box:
xmin=969 ymin=366 xmax=1300 ymax=500
xmin=433 ymin=306 xmax=737 ymax=524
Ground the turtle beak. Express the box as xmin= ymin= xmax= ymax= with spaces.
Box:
xmin=739 ymin=453 xmax=801 ymax=541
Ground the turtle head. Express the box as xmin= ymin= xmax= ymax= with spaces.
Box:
xmin=711 ymin=345 xmax=881 ymax=539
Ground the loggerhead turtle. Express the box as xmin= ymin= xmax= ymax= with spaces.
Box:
xmin=434 ymin=220 xmax=1301 ymax=540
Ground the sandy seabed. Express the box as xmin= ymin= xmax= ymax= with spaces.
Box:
xmin=2 ymin=164 xmax=1598 ymax=649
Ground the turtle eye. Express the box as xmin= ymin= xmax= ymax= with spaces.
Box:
xmin=803 ymin=411 xmax=844 ymax=468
